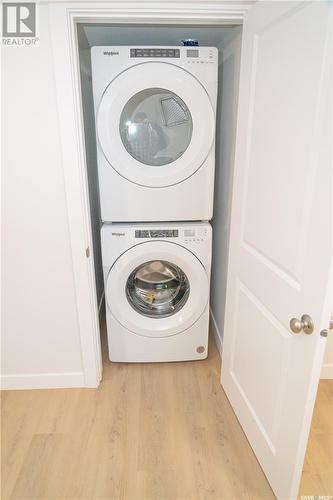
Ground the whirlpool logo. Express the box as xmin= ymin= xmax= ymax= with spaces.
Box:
xmin=103 ymin=51 xmax=119 ymax=56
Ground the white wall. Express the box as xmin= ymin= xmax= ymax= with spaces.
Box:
xmin=210 ymin=27 xmax=242 ymax=353
xmin=1 ymin=5 xmax=84 ymax=389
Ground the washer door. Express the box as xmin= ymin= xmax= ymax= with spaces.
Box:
xmin=97 ymin=62 xmax=215 ymax=187
xmin=106 ymin=241 xmax=208 ymax=337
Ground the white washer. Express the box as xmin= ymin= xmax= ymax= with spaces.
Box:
xmin=101 ymin=222 xmax=212 ymax=362
xmin=91 ymin=46 xmax=218 ymax=222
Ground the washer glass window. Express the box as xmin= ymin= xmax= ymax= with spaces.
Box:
xmin=126 ymin=260 xmax=190 ymax=317
xmin=119 ymin=88 xmax=193 ymax=167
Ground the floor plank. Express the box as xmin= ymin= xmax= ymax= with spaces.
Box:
xmin=298 ymin=379 xmax=333 ymax=499
xmin=1 ymin=323 xmax=332 ymax=500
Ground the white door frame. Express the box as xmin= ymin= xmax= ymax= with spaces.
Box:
xmin=49 ymin=1 xmax=251 ymax=387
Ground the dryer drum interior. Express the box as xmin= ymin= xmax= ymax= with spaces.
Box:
xmin=126 ymin=260 xmax=190 ymax=317
xmin=119 ymin=88 xmax=193 ymax=167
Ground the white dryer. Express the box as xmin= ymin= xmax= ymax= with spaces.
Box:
xmin=101 ymin=222 xmax=212 ymax=362
xmin=91 ymin=46 xmax=218 ymax=222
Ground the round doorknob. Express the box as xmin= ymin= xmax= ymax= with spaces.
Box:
xmin=290 ymin=318 xmax=302 ymax=334
xmin=290 ymin=314 xmax=314 ymax=335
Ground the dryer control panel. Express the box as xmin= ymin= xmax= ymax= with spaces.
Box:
xmin=127 ymin=47 xmax=217 ymax=64
xmin=130 ymin=48 xmax=180 ymax=58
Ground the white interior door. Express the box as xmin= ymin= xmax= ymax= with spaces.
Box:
xmin=222 ymin=2 xmax=332 ymax=499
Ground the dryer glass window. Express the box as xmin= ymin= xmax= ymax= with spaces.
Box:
xmin=126 ymin=260 xmax=190 ymax=318
xmin=119 ymin=88 xmax=193 ymax=166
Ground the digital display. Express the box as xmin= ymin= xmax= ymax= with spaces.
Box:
xmin=184 ymin=229 xmax=195 ymax=237
xmin=187 ymin=49 xmax=199 ymax=58
xmin=135 ymin=230 xmax=179 ymax=238
xmin=130 ymin=48 xmax=180 ymax=58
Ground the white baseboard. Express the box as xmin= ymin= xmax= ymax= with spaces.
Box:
xmin=210 ymin=308 xmax=223 ymax=357
xmin=1 ymin=371 xmax=85 ymax=390
xmin=321 ymin=363 xmax=333 ymax=379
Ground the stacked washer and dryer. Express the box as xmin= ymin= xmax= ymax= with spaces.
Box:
xmin=91 ymin=46 xmax=218 ymax=362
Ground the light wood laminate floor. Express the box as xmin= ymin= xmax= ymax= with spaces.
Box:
xmin=1 ymin=323 xmax=332 ymax=500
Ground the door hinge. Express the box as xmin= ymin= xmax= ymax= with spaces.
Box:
xmin=85 ymin=247 xmax=90 ymax=258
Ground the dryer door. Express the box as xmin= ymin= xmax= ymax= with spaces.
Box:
xmin=97 ymin=62 xmax=215 ymax=187
xmin=106 ymin=241 xmax=208 ymax=337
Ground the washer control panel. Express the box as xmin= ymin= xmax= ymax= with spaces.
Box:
xmin=133 ymin=227 xmax=208 ymax=244
xmin=119 ymin=225 xmax=211 ymax=258
xmin=135 ymin=229 xmax=179 ymax=238
xmin=183 ymin=227 xmax=209 ymax=245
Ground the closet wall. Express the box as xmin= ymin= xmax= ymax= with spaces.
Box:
xmin=322 ymin=333 xmax=333 ymax=378
xmin=210 ymin=27 xmax=242 ymax=351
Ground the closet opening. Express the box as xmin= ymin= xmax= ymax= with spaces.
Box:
xmin=76 ymin=22 xmax=243 ymax=361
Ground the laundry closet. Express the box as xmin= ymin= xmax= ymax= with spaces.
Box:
xmin=50 ymin=4 xmax=330 ymax=499
xmin=77 ymin=24 xmax=241 ymax=361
